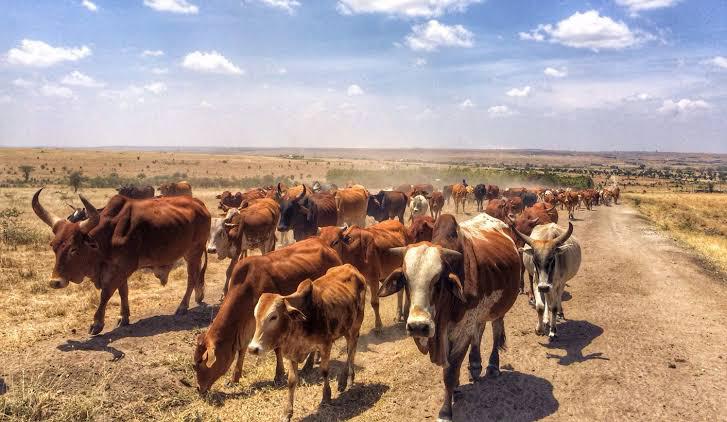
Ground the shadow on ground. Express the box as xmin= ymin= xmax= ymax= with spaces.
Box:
xmin=56 ymin=304 xmax=216 ymax=360
xmin=543 ymin=320 xmax=608 ymax=365
xmin=452 ymin=370 xmax=558 ymax=421
xmin=299 ymin=382 xmax=390 ymax=422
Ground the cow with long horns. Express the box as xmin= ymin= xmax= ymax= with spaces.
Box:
xmin=32 ymin=189 xmax=210 ymax=335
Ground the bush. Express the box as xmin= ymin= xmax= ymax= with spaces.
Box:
xmin=0 ymin=209 xmax=46 ymax=247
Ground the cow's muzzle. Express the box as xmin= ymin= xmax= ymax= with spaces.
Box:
xmin=50 ymin=278 xmax=69 ymax=289
xmin=277 ymin=225 xmax=289 ymax=232
xmin=537 ymin=282 xmax=551 ymax=293
xmin=247 ymin=341 xmax=263 ymax=356
xmin=206 ymin=246 xmax=217 ymax=254
xmin=406 ymin=320 xmax=435 ymax=338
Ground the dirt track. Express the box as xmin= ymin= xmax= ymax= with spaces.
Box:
xmin=2 ymin=202 xmax=726 ymax=421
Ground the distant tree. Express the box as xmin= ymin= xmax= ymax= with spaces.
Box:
xmin=18 ymin=165 xmax=34 ymax=182
xmin=69 ymin=171 xmax=83 ymax=192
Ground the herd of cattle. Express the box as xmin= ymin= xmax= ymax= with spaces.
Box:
xmin=29 ymin=178 xmax=618 ymax=421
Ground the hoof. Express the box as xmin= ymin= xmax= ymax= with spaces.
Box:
xmin=89 ymin=322 xmax=104 ymax=336
xmin=528 ymin=298 xmax=535 ymax=307
xmin=116 ymin=317 xmax=130 ymax=328
xmin=548 ymin=334 xmax=558 ymax=343
xmin=557 ymin=312 xmax=565 ymax=321
xmin=274 ymin=374 xmax=286 ymax=387
xmin=485 ymin=364 xmax=500 ymax=379
xmin=225 ymin=381 xmax=238 ymax=388
xmin=174 ymin=307 xmax=188 ymax=316
xmin=280 ymin=414 xmax=292 ymax=422
xmin=436 ymin=411 xmax=453 ymax=422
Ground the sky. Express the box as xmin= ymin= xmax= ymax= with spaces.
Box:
xmin=0 ymin=0 xmax=726 ymax=153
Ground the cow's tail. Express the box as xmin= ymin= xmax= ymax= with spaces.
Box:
xmin=492 ymin=317 xmax=507 ymax=352
xmin=198 ymin=249 xmax=208 ymax=290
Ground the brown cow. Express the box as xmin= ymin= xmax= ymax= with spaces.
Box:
xmin=406 ymin=216 xmax=434 ymax=244
xmin=159 ymin=180 xmax=192 ymax=196
xmin=319 ymin=220 xmax=407 ymax=329
xmin=334 ymin=186 xmax=369 ymax=227
xmin=379 ymin=213 xmax=519 ymax=421
xmin=207 ymin=198 xmax=280 ymax=297
xmin=451 ymin=183 xmax=468 ymax=214
xmin=410 ymin=183 xmax=435 ymax=197
xmin=194 ymin=237 xmax=342 ymax=394
xmin=32 ymin=189 xmax=209 ymax=335
xmin=442 ymin=184 xmax=453 ymax=205
xmin=427 ymin=191 xmax=445 ymax=221
xmin=564 ymin=190 xmax=579 ymax=220
xmin=507 ymin=196 xmax=524 ymax=214
xmin=217 ymin=191 xmax=243 ymax=209
xmin=247 ymin=264 xmax=366 ymax=422
xmin=485 ymin=198 xmax=510 ymax=222
xmin=116 ymin=185 xmax=155 ymax=199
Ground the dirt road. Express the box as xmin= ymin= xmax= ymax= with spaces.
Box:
xmin=2 ymin=203 xmax=726 ymax=421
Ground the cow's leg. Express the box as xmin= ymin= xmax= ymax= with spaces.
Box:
xmin=468 ymin=321 xmax=485 ymax=382
xmin=548 ymin=295 xmax=559 ymax=341
xmin=177 ymin=250 xmax=202 ymax=315
xmin=528 ymin=271 xmax=535 ymax=306
xmin=556 ymin=281 xmax=566 ymax=321
xmin=486 ymin=318 xmax=506 ymax=378
xmin=518 ymin=251 xmax=525 ymax=295
xmin=274 ymin=348 xmax=286 ymax=385
xmin=438 ymin=344 xmax=467 ymax=422
xmin=282 ymin=359 xmax=298 ymax=422
xmin=396 ymin=290 xmax=404 ymax=322
xmin=339 ymin=332 xmax=358 ymax=392
xmin=369 ymin=277 xmax=383 ymax=332
xmin=116 ymin=280 xmax=130 ymax=327
xmin=192 ymin=249 xmax=206 ymax=305
xmin=231 ymin=319 xmax=254 ymax=384
xmin=535 ymin=290 xmax=546 ymax=335
xmin=90 ymin=281 xmax=120 ymax=335
xmin=222 ymin=256 xmax=238 ymax=300
xmin=319 ymin=343 xmax=332 ymax=405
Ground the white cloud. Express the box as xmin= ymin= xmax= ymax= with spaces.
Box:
xmin=414 ymin=57 xmax=427 ymax=67
xmin=12 ymin=78 xmax=35 ymax=88
xmin=0 ymin=95 xmax=12 ymax=104
xmin=459 ymin=98 xmax=475 ymax=109
xmin=278 ymin=67 xmax=288 ymax=75
xmin=257 ymin=0 xmax=301 ymax=14
xmin=144 ymin=82 xmax=167 ymax=94
xmin=150 ymin=67 xmax=169 ymax=74
xmin=100 ymin=85 xmax=144 ymax=101
xmin=487 ymin=105 xmax=515 ymax=117
xmin=143 ymin=0 xmax=198 ymax=14
xmin=544 ymin=67 xmax=568 ymax=78
xmin=41 ymin=84 xmax=74 ymax=99
xmin=506 ymin=86 xmax=531 ymax=97
xmin=81 ymin=0 xmax=98 ymax=11
xmin=336 ymin=0 xmax=482 ymax=18
xmin=141 ymin=49 xmax=164 ymax=57
xmin=405 ymin=20 xmax=474 ymax=52
xmin=658 ymin=99 xmax=710 ymax=115
xmin=520 ymin=10 xmax=653 ymax=51
xmin=182 ymin=51 xmax=243 ymax=75
xmin=705 ymin=56 xmax=727 ymax=70
xmin=624 ymin=92 xmax=652 ymax=102
xmin=61 ymin=71 xmax=105 ymax=88
xmin=615 ymin=0 xmax=681 ymax=14
xmin=347 ymin=84 xmax=364 ymax=96
xmin=6 ymin=39 xmax=91 ymax=67
xmin=200 ymin=100 xmax=212 ymax=108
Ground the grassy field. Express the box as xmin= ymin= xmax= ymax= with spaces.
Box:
xmin=625 ymin=192 xmax=727 ymax=276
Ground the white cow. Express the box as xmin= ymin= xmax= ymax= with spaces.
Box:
xmin=409 ymin=194 xmax=429 ymax=222
xmin=517 ymin=222 xmax=581 ymax=341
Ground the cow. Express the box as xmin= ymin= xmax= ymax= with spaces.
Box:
xmin=486 ymin=184 xmax=500 ymax=201
xmin=607 ymin=186 xmax=620 ymax=204
xmin=311 ymin=181 xmax=338 ymax=194
xmin=512 ymin=202 xmax=559 ymax=297
xmin=367 ymin=190 xmax=407 ymax=223
xmin=507 ymin=196 xmax=524 ymax=215
xmin=504 ymin=187 xmax=527 ymax=199
xmin=335 ymin=186 xmax=369 ymax=227
xmin=523 ymin=191 xmax=538 ymax=208
xmin=485 ymin=198 xmax=510 ymax=223
xmin=117 ymin=185 xmax=155 ymax=199
xmin=247 ymin=264 xmax=366 ymax=422
xmin=394 ymin=184 xmax=412 ymax=194
xmin=406 ymin=216 xmax=434 ymax=244
xmin=32 ymin=189 xmax=209 ymax=335
xmin=451 ymin=183 xmax=468 ymax=214
xmin=319 ymin=220 xmax=407 ymax=329
xmin=543 ymin=190 xmax=556 ymax=205
xmin=410 ymin=183 xmax=435 ymax=197
xmin=579 ymin=189 xmax=595 ymax=211
xmin=159 ymin=181 xmax=192 ymax=196
xmin=207 ymin=198 xmax=280 ymax=297
xmin=277 ymin=186 xmax=337 ymax=242
xmin=515 ymin=223 xmax=581 ymax=341
xmin=378 ymin=213 xmax=520 ymax=421
xmin=473 ymin=184 xmax=487 ymax=212
xmin=442 ymin=184 xmax=453 ymax=205
xmin=409 ymin=194 xmax=429 ymax=222
xmin=564 ymin=191 xmax=579 ymax=220
xmin=193 ymin=237 xmax=342 ymax=394
xmin=217 ymin=191 xmax=243 ymax=209
xmin=427 ymin=191 xmax=445 ymax=221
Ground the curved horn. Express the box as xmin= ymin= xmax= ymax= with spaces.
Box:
xmin=529 ymin=217 xmax=540 ymax=226
xmin=439 ymin=248 xmax=462 ymax=259
xmin=277 ymin=182 xmax=283 ymax=195
xmin=295 ymin=185 xmax=307 ymax=202
xmin=338 ymin=222 xmax=349 ymax=232
xmin=553 ymin=222 xmax=574 ymax=247
xmin=66 ymin=202 xmax=78 ymax=211
xmin=32 ymin=188 xmax=63 ymax=229
xmin=513 ymin=226 xmax=535 ymax=249
xmin=388 ymin=247 xmax=407 ymax=256
xmin=78 ymin=194 xmax=99 ymax=231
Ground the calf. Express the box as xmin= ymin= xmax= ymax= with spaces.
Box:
xmin=516 ymin=223 xmax=581 ymax=341
xmin=473 ymin=184 xmax=487 ymax=212
xmin=379 ymin=213 xmax=519 ymax=421
xmin=427 ymin=191 xmax=444 ymax=221
xmin=319 ymin=220 xmax=407 ymax=328
xmin=248 ymin=264 xmax=366 ymax=422
xmin=194 ymin=238 xmax=342 ymax=394
xmin=409 ymin=194 xmax=429 ymax=221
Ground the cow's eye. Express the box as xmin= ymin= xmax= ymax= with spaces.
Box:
xmin=69 ymin=247 xmax=78 ymax=255
xmin=269 ymin=315 xmax=278 ymax=322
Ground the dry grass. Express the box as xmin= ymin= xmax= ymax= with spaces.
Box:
xmin=625 ymin=192 xmax=727 ymax=275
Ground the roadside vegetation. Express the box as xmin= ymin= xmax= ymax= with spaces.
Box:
xmin=625 ymin=192 xmax=727 ymax=276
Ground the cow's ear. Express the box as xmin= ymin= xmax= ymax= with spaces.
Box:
xmin=203 ymin=345 xmax=217 ymax=368
xmin=424 ymin=220 xmax=434 ymax=230
xmin=284 ymin=300 xmax=307 ymax=322
xmin=378 ymin=268 xmax=405 ymax=297
xmin=299 ymin=205 xmax=310 ymax=215
xmin=447 ymin=273 xmax=466 ymax=303
xmin=83 ymin=234 xmax=99 ymax=250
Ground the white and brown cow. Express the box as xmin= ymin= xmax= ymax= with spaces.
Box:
xmin=247 ymin=264 xmax=366 ymax=422
xmin=516 ymin=222 xmax=581 ymax=341
xmin=379 ymin=213 xmax=520 ymax=421
xmin=409 ymin=194 xmax=429 ymax=222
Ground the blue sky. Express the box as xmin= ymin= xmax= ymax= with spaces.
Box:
xmin=0 ymin=0 xmax=725 ymax=152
